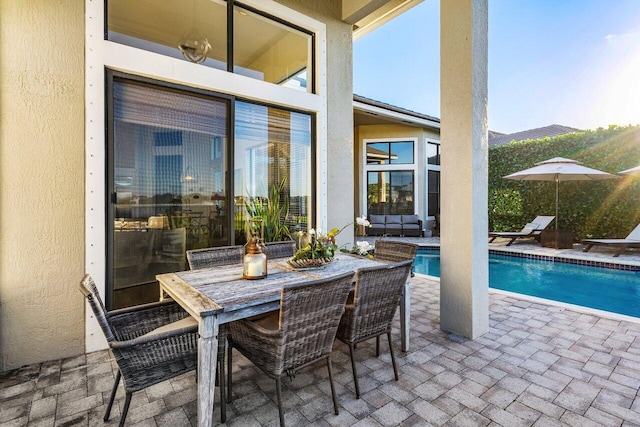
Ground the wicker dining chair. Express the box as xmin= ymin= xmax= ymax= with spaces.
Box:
xmin=374 ymin=240 xmax=418 ymax=277
xmin=79 ymin=274 xmax=198 ymax=427
xmin=336 ymin=260 xmax=413 ymax=398
xmin=264 ymin=240 xmax=296 ymax=259
xmin=374 ymin=240 xmax=419 ymax=263
xmin=227 ymin=272 xmax=354 ymax=427
xmin=186 ymin=244 xmax=244 ymax=270
xmin=185 ymin=244 xmax=245 ymax=422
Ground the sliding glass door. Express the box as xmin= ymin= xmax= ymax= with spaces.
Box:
xmin=108 ymin=75 xmax=230 ymax=309
xmin=107 ymin=74 xmax=314 ymax=310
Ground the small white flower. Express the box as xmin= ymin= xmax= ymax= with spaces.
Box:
xmin=356 ymin=216 xmax=370 ymax=227
xmin=316 ymin=227 xmax=323 ymax=235
xmin=309 ymin=228 xmax=316 ymax=235
xmin=356 ymin=241 xmax=373 ymax=251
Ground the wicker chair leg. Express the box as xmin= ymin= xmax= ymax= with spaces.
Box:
xmin=276 ymin=377 xmax=285 ymax=427
xmin=227 ymin=346 xmax=233 ymax=404
xmin=119 ymin=392 xmax=133 ymax=427
xmin=104 ymin=370 xmax=121 ymax=421
xmin=387 ymin=331 xmax=399 ymax=381
xmin=327 ymin=359 xmax=339 ymax=415
xmin=376 ymin=336 xmax=380 ymax=357
xmin=348 ymin=343 xmax=360 ymax=398
xmin=218 ymin=359 xmax=226 ymax=423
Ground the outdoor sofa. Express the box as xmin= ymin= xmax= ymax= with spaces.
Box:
xmin=367 ymin=214 xmax=423 ymax=237
xmin=582 ymin=222 xmax=640 ymax=257
xmin=488 ymin=215 xmax=555 ymax=246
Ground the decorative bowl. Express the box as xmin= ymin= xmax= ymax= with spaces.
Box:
xmin=287 ymin=256 xmax=335 ymax=269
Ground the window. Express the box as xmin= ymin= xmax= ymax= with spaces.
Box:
xmin=234 ymin=101 xmax=313 ymax=240
xmin=233 ymin=5 xmax=312 ymax=89
xmin=108 ymin=76 xmax=230 ymax=309
xmin=107 ymin=0 xmax=314 ymax=92
xmin=107 ymin=76 xmax=315 ymax=309
xmin=107 ymin=0 xmax=227 ymax=70
xmin=427 ymin=141 xmax=440 ymax=165
xmin=367 ymin=171 xmax=414 ymax=215
xmin=366 ymin=141 xmax=414 ymax=164
xmin=428 ymin=170 xmax=440 ymax=216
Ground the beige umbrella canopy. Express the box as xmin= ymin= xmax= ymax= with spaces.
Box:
xmin=504 ymin=157 xmax=619 ymax=230
xmin=619 ymin=165 xmax=640 ymax=176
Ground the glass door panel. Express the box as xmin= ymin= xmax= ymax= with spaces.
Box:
xmin=234 ymin=101 xmax=312 ymax=243
xmin=109 ymin=77 xmax=229 ymax=309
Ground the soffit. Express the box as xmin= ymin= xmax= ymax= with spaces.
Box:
xmin=344 ymin=0 xmax=424 ymax=40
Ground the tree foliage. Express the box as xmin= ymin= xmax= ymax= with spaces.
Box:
xmin=489 ymin=125 xmax=640 ymax=239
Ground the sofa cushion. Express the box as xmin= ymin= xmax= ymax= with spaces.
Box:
xmin=369 ymin=215 xmax=386 ymax=225
xmin=401 ymin=214 xmax=420 ymax=225
xmin=386 ymin=215 xmax=402 ymax=224
xmin=403 ymin=224 xmax=420 ymax=230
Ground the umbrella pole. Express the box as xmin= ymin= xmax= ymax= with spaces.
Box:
xmin=555 ymin=175 xmax=559 ymax=231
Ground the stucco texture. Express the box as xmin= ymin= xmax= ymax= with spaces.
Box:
xmin=277 ymin=0 xmax=356 ymax=248
xmin=0 ymin=0 xmax=85 ymax=370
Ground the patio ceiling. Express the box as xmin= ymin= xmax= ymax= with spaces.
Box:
xmin=344 ymin=0 xmax=425 ymax=39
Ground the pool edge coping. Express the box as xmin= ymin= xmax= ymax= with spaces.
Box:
xmin=413 ymin=272 xmax=640 ymax=326
xmin=416 ymin=244 xmax=640 ymax=272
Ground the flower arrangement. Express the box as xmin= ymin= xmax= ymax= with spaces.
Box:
xmin=289 ymin=216 xmax=371 ymax=267
xmin=341 ymin=240 xmax=374 ymax=258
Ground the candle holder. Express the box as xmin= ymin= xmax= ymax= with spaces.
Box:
xmin=243 ymin=218 xmax=267 ymax=280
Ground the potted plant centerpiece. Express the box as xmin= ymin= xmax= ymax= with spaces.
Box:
xmin=289 ymin=216 xmax=371 ymax=268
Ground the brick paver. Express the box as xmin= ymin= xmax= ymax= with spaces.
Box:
xmin=2 ymin=241 xmax=640 ymax=426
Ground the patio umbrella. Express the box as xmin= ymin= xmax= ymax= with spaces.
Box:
xmin=504 ymin=157 xmax=619 ymax=230
xmin=619 ymin=165 xmax=640 ymax=177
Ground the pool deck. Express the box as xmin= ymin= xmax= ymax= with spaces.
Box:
xmin=2 ymin=238 xmax=640 ymax=426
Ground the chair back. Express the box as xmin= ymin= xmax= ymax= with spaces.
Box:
xmin=265 ymin=241 xmax=296 ymax=259
xmin=278 ymin=271 xmax=353 ymax=372
xmin=187 ymin=245 xmax=243 ymax=270
xmin=79 ymin=274 xmax=116 ymax=342
xmin=374 ymin=240 xmax=418 ymax=263
xmin=627 ymin=222 xmax=640 ymax=241
xmin=344 ymin=260 xmax=413 ymax=341
xmin=525 ymin=216 xmax=555 ymax=233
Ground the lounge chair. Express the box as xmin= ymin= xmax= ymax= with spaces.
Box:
xmin=488 ymin=215 xmax=555 ymax=246
xmin=582 ymin=222 xmax=640 ymax=257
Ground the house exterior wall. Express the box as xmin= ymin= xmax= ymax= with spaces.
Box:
xmin=0 ymin=0 xmax=86 ymax=370
xmin=0 ymin=0 xmax=354 ymax=370
xmin=355 ymin=124 xmax=439 ymax=224
xmin=278 ymin=1 xmax=355 ymax=248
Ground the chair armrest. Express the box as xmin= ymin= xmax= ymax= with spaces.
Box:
xmin=109 ymin=328 xmax=198 ymax=370
xmin=108 ymin=299 xmax=177 ymax=316
xmin=108 ymin=301 xmax=193 ymax=340
xmin=110 ymin=323 xmax=198 ymax=349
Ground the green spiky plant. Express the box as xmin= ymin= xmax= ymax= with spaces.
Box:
xmin=245 ymin=179 xmax=292 ymax=242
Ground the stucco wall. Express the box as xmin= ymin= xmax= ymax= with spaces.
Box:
xmin=277 ymin=0 xmax=355 ymax=248
xmin=0 ymin=0 xmax=85 ymax=370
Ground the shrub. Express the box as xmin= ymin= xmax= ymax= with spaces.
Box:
xmin=489 ymin=125 xmax=640 ymax=239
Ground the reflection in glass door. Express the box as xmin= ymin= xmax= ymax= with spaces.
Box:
xmin=109 ymin=76 xmax=229 ymax=309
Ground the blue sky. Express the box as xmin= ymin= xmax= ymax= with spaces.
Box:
xmin=353 ymin=0 xmax=640 ymax=134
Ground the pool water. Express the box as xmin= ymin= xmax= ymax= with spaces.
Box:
xmin=414 ymin=251 xmax=640 ymax=318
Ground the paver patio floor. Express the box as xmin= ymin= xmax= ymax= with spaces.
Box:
xmin=3 ymin=268 xmax=640 ymax=426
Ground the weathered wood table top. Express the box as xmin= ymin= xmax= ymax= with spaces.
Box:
xmin=157 ymin=253 xmax=384 ymax=318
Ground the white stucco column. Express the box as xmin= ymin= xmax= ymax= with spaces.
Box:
xmin=439 ymin=0 xmax=489 ymax=338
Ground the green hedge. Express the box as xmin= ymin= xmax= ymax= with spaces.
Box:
xmin=489 ymin=125 xmax=640 ymax=239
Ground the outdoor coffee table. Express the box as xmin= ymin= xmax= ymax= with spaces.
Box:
xmin=156 ymin=253 xmax=412 ymax=427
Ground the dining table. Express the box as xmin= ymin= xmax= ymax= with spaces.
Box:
xmin=156 ymin=252 xmax=412 ymax=427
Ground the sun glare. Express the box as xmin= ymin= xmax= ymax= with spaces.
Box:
xmin=599 ymin=31 xmax=640 ymax=127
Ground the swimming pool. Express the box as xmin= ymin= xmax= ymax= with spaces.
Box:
xmin=414 ymin=249 xmax=640 ymax=318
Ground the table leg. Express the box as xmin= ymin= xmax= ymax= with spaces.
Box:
xmin=198 ymin=316 xmax=218 ymax=427
xmin=400 ymin=279 xmax=411 ymax=352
